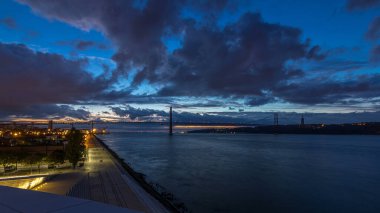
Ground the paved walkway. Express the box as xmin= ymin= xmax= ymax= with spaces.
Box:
xmin=36 ymin=134 xmax=170 ymax=213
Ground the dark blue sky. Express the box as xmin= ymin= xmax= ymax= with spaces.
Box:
xmin=0 ymin=0 xmax=379 ymax=123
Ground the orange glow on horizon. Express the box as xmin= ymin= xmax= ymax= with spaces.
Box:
xmin=174 ymin=125 xmax=247 ymax=129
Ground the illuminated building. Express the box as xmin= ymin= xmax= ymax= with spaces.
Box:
xmin=48 ymin=120 xmax=53 ymax=131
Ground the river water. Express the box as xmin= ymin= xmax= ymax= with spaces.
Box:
xmin=95 ymin=123 xmax=380 ymax=213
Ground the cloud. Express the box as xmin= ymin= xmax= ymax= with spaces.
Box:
xmin=110 ymin=105 xmax=380 ymax=124
xmin=346 ymin=0 xmax=380 ymax=10
xmin=111 ymin=105 xmax=166 ymax=120
xmin=110 ymin=105 xmax=248 ymax=123
xmin=17 ymin=0 xmax=184 ymax=82
xmin=273 ymin=74 xmax=380 ymax=104
xmin=17 ymin=1 xmax=321 ymax=100
xmin=215 ymin=111 xmax=380 ymax=124
xmin=0 ymin=17 xmax=17 ymax=29
xmin=76 ymin=41 xmax=95 ymax=50
xmin=156 ymin=13 xmax=322 ymax=106
xmin=367 ymin=17 xmax=380 ymax=42
xmin=0 ymin=104 xmax=91 ymax=120
xmin=246 ymin=95 xmax=274 ymax=106
xmin=0 ymin=42 xmax=110 ymax=109
xmin=371 ymin=45 xmax=380 ymax=62
xmin=55 ymin=40 xmax=108 ymax=50
xmin=306 ymin=59 xmax=368 ymax=73
xmin=366 ymin=17 xmax=380 ymax=41
xmin=12 ymin=0 xmax=380 ymax=112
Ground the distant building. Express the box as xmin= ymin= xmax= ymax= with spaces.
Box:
xmin=48 ymin=120 xmax=53 ymax=131
xmin=300 ymin=114 xmax=305 ymax=127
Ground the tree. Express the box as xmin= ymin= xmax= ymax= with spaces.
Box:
xmin=24 ymin=153 xmax=44 ymax=174
xmin=0 ymin=151 xmax=12 ymax=172
xmin=12 ymin=151 xmax=28 ymax=170
xmin=65 ymin=128 xmax=85 ymax=169
xmin=46 ymin=150 xmax=65 ymax=167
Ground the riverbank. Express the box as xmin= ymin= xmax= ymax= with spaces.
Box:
xmin=188 ymin=122 xmax=380 ymax=135
xmin=93 ymin=134 xmax=185 ymax=213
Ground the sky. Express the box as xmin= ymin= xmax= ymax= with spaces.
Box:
xmin=0 ymin=0 xmax=379 ymax=124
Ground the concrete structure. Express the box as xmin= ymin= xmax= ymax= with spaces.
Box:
xmin=0 ymin=185 xmax=140 ymax=213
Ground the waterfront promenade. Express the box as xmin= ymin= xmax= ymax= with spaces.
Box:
xmin=34 ymin=134 xmax=169 ymax=213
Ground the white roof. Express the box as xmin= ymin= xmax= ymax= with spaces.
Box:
xmin=0 ymin=185 xmax=141 ymax=213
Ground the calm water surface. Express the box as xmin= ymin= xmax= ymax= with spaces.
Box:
xmin=97 ymin=124 xmax=380 ymax=213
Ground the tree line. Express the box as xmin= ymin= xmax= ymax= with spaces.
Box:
xmin=0 ymin=128 xmax=86 ymax=174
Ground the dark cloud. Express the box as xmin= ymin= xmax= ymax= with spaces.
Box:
xmin=111 ymin=105 xmax=166 ymax=120
xmin=273 ymin=74 xmax=380 ymax=104
xmin=76 ymin=41 xmax=95 ymax=50
xmin=173 ymin=111 xmax=249 ymax=123
xmin=110 ymin=105 xmax=249 ymax=123
xmin=18 ymin=0 xmax=324 ymax=107
xmin=56 ymin=40 xmax=108 ymax=50
xmin=246 ymin=96 xmax=274 ymax=106
xmin=307 ymin=59 xmax=368 ymax=72
xmin=0 ymin=42 xmax=109 ymax=109
xmin=157 ymin=12 xmax=322 ymax=106
xmin=171 ymin=99 xmax=237 ymax=109
xmin=0 ymin=17 xmax=17 ymax=29
xmin=306 ymin=45 xmax=327 ymax=60
xmin=366 ymin=16 xmax=380 ymax=40
xmin=346 ymin=0 xmax=380 ymax=10
xmin=0 ymin=104 xmax=91 ymax=120
xmin=18 ymin=0 xmax=185 ymax=82
xmin=110 ymin=105 xmax=380 ymax=124
xmin=215 ymin=111 xmax=380 ymax=124
xmin=13 ymin=0 xmax=380 ymax=111
xmin=23 ymin=30 xmax=40 ymax=41
xmin=371 ymin=45 xmax=380 ymax=62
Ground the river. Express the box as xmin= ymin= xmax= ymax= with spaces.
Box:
xmin=95 ymin=123 xmax=380 ymax=212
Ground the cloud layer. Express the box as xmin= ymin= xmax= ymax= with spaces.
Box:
xmin=346 ymin=0 xmax=380 ymax=10
xmin=0 ymin=42 xmax=109 ymax=111
xmin=0 ymin=0 xmax=378 ymax=121
xmin=111 ymin=105 xmax=249 ymax=123
xmin=17 ymin=0 xmax=327 ymax=105
xmin=0 ymin=105 xmax=91 ymax=120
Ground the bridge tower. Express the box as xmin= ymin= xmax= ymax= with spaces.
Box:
xmin=274 ymin=113 xmax=279 ymax=126
xmin=169 ymin=106 xmax=173 ymax=136
xmin=48 ymin=120 xmax=53 ymax=131
xmin=300 ymin=114 xmax=305 ymax=128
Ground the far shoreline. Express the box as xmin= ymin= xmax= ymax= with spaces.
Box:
xmin=187 ymin=122 xmax=380 ymax=135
